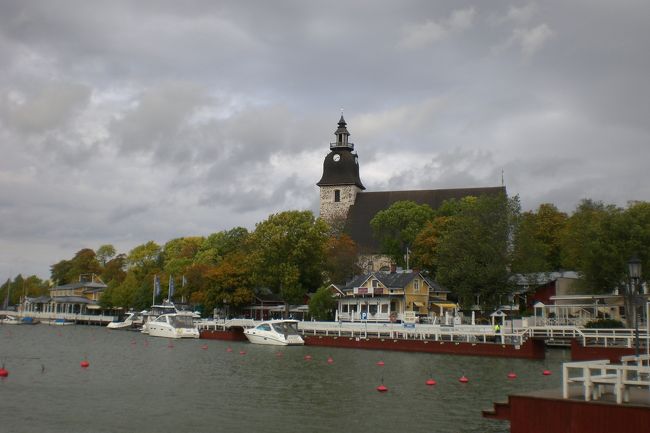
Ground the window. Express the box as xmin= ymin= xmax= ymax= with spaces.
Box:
xmin=372 ymin=279 xmax=379 ymax=288
xmin=334 ymin=189 xmax=341 ymax=202
xmin=369 ymin=304 xmax=378 ymax=315
xmin=413 ymin=279 xmax=420 ymax=293
xmin=342 ymin=304 xmax=348 ymax=313
xmin=381 ymin=304 xmax=389 ymax=314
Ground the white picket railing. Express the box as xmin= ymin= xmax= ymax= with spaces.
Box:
xmin=563 ymin=356 xmax=650 ymax=404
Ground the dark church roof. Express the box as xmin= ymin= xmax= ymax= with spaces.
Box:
xmin=345 ymin=186 xmax=506 ymax=253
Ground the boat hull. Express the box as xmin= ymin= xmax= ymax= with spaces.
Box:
xmin=244 ymin=331 xmax=304 ymax=346
xmin=147 ymin=324 xmax=199 ymax=339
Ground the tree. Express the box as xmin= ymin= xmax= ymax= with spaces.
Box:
xmin=559 ymin=200 xmax=621 ymax=293
xmin=50 ymin=259 xmax=73 ymax=285
xmin=323 ymin=234 xmax=360 ymax=284
xmin=195 ymin=227 xmax=249 ymax=265
xmin=101 ymin=254 xmax=127 ymax=285
xmin=309 ymin=286 xmax=336 ymax=320
xmin=96 ymin=244 xmax=116 ymax=267
xmin=250 ymin=210 xmax=328 ymax=315
xmin=370 ymin=201 xmax=435 ymax=266
xmin=411 ymin=216 xmax=451 ymax=273
xmin=511 ymin=204 xmax=568 ymax=273
xmin=434 ymin=194 xmax=518 ymax=310
xmin=127 ymin=241 xmax=162 ymax=274
xmin=203 ymin=250 xmax=255 ymax=313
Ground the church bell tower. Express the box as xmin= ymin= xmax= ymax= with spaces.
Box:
xmin=317 ymin=115 xmax=365 ymax=223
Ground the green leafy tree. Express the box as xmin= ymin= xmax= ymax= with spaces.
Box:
xmin=50 ymin=259 xmax=73 ymax=285
xmin=370 ymin=201 xmax=435 ymax=266
xmin=309 ymin=286 xmax=337 ymax=320
xmin=96 ymin=244 xmax=117 ymax=266
xmin=127 ymin=241 xmax=162 ymax=274
xmin=435 ymin=194 xmax=518 ymax=310
xmin=511 ymin=204 xmax=568 ymax=273
xmin=250 ymin=210 xmax=328 ymax=315
xmin=195 ymin=227 xmax=249 ymax=265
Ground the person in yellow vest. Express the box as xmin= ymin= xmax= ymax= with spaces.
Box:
xmin=494 ymin=323 xmax=500 ymax=333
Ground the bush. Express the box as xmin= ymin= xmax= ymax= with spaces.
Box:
xmin=585 ymin=318 xmax=625 ymax=329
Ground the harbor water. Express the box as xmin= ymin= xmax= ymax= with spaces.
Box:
xmin=0 ymin=325 xmax=568 ymax=433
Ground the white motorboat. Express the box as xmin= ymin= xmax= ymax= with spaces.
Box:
xmin=141 ymin=303 xmax=179 ymax=334
xmin=107 ymin=311 xmax=143 ymax=330
xmin=243 ymin=320 xmax=304 ymax=346
xmin=146 ymin=312 xmax=200 ymax=339
xmin=0 ymin=314 xmax=22 ymax=325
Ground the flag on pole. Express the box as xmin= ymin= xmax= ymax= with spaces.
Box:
xmin=168 ymin=275 xmax=175 ymax=300
xmin=182 ymin=275 xmax=187 ymax=287
xmin=154 ymin=275 xmax=161 ymax=296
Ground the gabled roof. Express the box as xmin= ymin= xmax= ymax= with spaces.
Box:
xmin=50 ymin=280 xmax=107 ymax=291
xmin=339 ymin=271 xmax=437 ymax=292
xmin=344 ymin=186 xmax=506 ymax=252
xmin=511 ymin=271 xmax=581 ymax=287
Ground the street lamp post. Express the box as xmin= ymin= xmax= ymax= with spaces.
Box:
xmin=628 ymin=256 xmax=642 ymax=358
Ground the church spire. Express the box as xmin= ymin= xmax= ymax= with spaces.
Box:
xmin=332 ymin=114 xmax=353 ymax=149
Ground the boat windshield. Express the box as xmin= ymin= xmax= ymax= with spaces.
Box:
xmin=170 ymin=315 xmax=195 ymax=329
xmin=272 ymin=322 xmax=299 ymax=335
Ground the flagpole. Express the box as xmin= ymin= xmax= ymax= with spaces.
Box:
xmin=152 ymin=274 xmax=156 ymax=306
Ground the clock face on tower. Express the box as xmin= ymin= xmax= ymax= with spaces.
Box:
xmin=333 ymin=154 xmax=341 ymax=162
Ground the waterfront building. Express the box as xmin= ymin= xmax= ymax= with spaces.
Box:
xmin=316 ymin=115 xmax=506 ymax=272
xmin=22 ymin=274 xmax=107 ymax=316
xmin=329 ymin=269 xmax=455 ymax=323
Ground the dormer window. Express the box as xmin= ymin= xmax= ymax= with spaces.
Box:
xmin=372 ymin=279 xmax=379 ymax=288
xmin=334 ymin=189 xmax=341 ymax=202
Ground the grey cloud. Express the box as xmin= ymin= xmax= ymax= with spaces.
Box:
xmin=0 ymin=81 xmax=91 ymax=134
xmin=1 ymin=0 xmax=649 ymax=279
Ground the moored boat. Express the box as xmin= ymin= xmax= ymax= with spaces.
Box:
xmin=0 ymin=314 xmax=22 ymax=325
xmin=107 ymin=311 xmax=143 ymax=330
xmin=243 ymin=320 xmax=304 ymax=346
xmin=146 ymin=312 xmax=200 ymax=339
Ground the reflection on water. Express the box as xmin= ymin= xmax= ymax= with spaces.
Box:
xmin=0 ymin=325 xmax=568 ymax=433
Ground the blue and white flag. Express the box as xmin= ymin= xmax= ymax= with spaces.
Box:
xmin=168 ymin=275 xmax=175 ymax=300
xmin=154 ymin=275 xmax=161 ymax=296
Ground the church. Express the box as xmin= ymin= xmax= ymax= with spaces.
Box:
xmin=317 ymin=115 xmax=506 ymax=272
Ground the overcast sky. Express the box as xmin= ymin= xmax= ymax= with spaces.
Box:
xmin=1 ymin=1 xmax=649 ymax=280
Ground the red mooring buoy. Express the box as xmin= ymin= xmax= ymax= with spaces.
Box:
xmin=327 ymin=357 xmax=334 ymax=364
xmin=376 ymin=384 xmax=388 ymax=392
xmin=201 ymin=345 xmax=208 ymax=350
xmin=304 ymin=355 xmax=312 ymax=361
xmin=80 ymin=360 xmax=90 ymax=368
xmin=507 ymin=372 xmax=517 ymax=379
xmin=426 ymin=378 xmax=437 ymax=386
xmin=459 ymin=375 xmax=469 ymax=383
xmin=376 ymin=361 xmax=385 ymax=366
xmin=239 ymin=350 xmax=246 ymax=355
xmin=543 ymin=369 xmax=552 ymax=376
xmin=226 ymin=347 xmax=233 ymax=352
xmin=0 ymin=367 xmax=8 ymax=377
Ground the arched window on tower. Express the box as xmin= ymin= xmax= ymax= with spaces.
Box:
xmin=334 ymin=189 xmax=341 ymax=202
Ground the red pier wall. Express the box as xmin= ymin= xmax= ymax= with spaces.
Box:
xmin=492 ymin=394 xmax=650 ymax=433
xmin=570 ymin=340 xmax=636 ymax=363
xmin=303 ymin=335 xmax=545 ymax=359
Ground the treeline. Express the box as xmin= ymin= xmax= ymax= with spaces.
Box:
xmin=371 ymin=195 xmax=650 ymax=309
xmin=2 ymin=196 xmax=648 ymax=315
xmin=3 ymin=211 xmax=356 ymax=317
